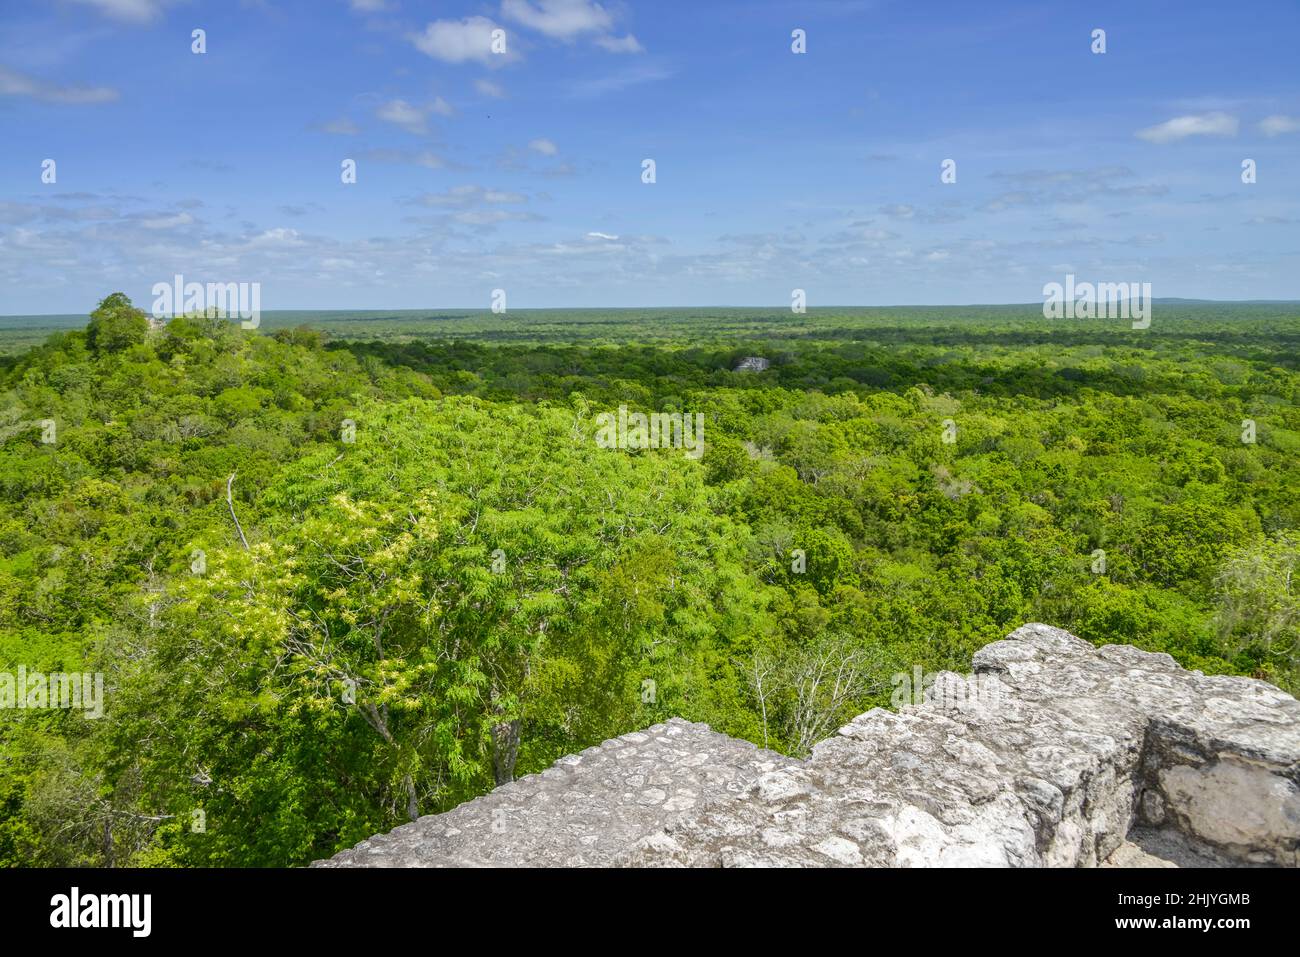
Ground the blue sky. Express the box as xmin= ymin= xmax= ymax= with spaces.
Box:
xmin=1 ymin=0 xmax=1298 ymax=314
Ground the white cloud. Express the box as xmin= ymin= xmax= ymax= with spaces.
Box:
xmin=412 ymin=17 xmax=508 ymax=65
xmin=416 ymin=185 xmax=528 ymax=208
xmin=318 ymin=117 xmax=360 ymax=135
xmin=361 ymin=149 xmax=453 ymax=170
xmin=587 ymin=231 xmax=619 ymax=240
xmin=879 ymin=204 xmax=915 ymax=219
xmin=1259 ymin=114 xmax=1300 ymax=137
xmin=140 ymin=212 xmax=194 ymax=229
xmin=1135 ymin=111 xmax=1238 ymax=144
xmin=67 ymin=0 xmax=170 ymax=22
xmin=500 ymin=0 xmax=612 ymax=39
xmin=453 ymin=209 xmax=538 ymax=225
xmin=528 ymin=138 xmax=558 ymax=155
xmin=347 ymin=0 xmax=388 ymax=11
xmin=475 ymin=78 xmax=506 ymax=98
xmin=0 ymin=66 xmax=118 ymax=104
xmin=248 ymin=228 xmax=304 ymax=247
xmin=377 ymin=99 xmax=431 ymax=134
xmin=431 ymin=96 xmax=456 ymax=117
xmin=594 ymin=34 xmax=643 ymax=54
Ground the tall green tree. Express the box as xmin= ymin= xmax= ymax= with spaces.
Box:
xmin=86 ymin=293 xmax=149 ymax=355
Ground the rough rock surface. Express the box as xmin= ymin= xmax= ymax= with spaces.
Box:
xmin=316 ymin=717 xmax=795 ymax=867
xmin=316 ymin=624 xmax=1300 ymax=867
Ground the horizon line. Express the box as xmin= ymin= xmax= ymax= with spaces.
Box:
xmin=5 ymin=297 xmax=1300 ymax=320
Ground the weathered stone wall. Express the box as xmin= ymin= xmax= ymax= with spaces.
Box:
xmin=315 ymin=624 xmax=1300 ymax=867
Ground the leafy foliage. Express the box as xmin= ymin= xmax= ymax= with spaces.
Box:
xmin=1 ymin=296 xmax=1297 ymax=865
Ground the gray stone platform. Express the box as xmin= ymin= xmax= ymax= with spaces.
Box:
xmin=316 ymin=624 xmax=1300 ymax=867
xmin=316 ymin=716 xmax=795 ymax=867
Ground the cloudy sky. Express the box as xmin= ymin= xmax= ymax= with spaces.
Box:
xmin=1 ymin=0 xmax=1298 ymax=314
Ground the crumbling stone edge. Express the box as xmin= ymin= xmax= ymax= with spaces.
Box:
xmin=317 ymin=624 xmax=1300 ymax=867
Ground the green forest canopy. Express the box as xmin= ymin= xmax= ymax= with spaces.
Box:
xmin=1 ymin=295 xmax=1297 ymax=866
